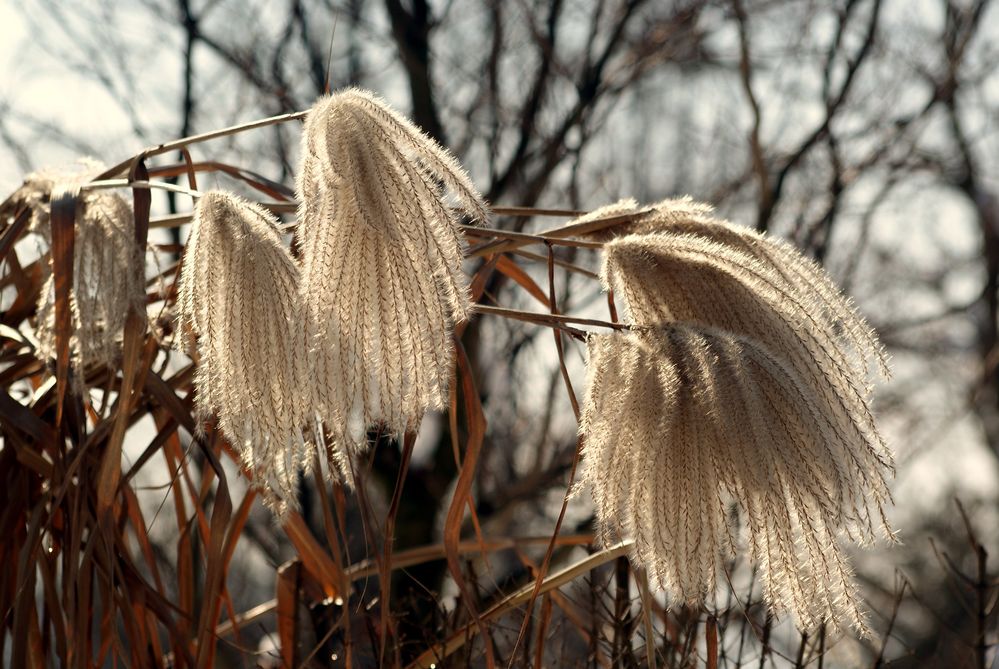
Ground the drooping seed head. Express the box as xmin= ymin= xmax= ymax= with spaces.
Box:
xmin=581 ymin=323 xmax=893 ymax=634
xmin=591 ymin=197 xmax=889 ymax=381
xmin=602 ymin=231 xmax=892 ymax=469
xmin=177 ymin=190 xmax=333 ymax=515
xmin=296 ymin=87 xmax=489 ymax=449
xmin=33 ymin=184 xmax=144 ymax=374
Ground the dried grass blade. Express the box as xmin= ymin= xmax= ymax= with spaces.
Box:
xmin=214 ymin=489 xmax=258 ymax=653
xmin=95 ymin=311 xmax=147 ymax=519
xmin=443 ymin=339 xmax=495 ymax=668
xmin=191 ymin=430 xmax=234 ymax=668
xmin=282 ymin=512 xmax=343 ymax=600
xmin=210 ymin=534 xmax=597 ymax=642
xmin=635 ymin=568 xmax=658 ymax=669
xmin=143 ymin=369 xmax=197 ymax=434
xmin=122 ymin=484 xmax=166 ymax=595
xmin=96 ymin=110 xmax=309 ymax=180
xmin=706 ymin=616 xmax=719 ymax=669
xmin=469 ymin=254 xmax=500 ymax=303
xmin=150 ymin=161 xmax=296 ymax=200
xmin=276 ymin=560 xmax=303 ymax=669
xmin=48 ymin=187 xmax=78 ymax=426
xmin=489 ymin=206 xmax=585 ymax=217
xmin=379 ymin=431 xmax=416 ymax=667
xmin=94 ymin=159 xmax=151 ymax=517
xmin=344 ymin=534 xmax=594 ymax=581
xmin=0 ymin=206 xmax=30 ymax=263
xmin=495 ymin=255 xmax=550 ymax=308
xmin=532 ymin=594 xmax=553 ymax=668
xmin=511 ymin=248 xmax=599 ymax=279
xmin=37 ymin=551 xmax=67 ymax=664
xmin=0 ymin=388 xmax=56 ymax=443
xmin=507 ymin=246 xmax=583 ymax=664
xmin=472 ymin=304 xmax=627 ymax=333
xmin=11 ymin=502 xmax=47 ymax=669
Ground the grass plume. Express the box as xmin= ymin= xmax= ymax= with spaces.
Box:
xmin=296 ymin=87 xmax=489 ymax=449
xmin=581 ymin=323 xmax=891 ymax=633
xmin=579 ymin=215 xmax=895 ymax=633
xmin=177 ymin=190 xmax=322 ymax=514
xmin=21 ymin=162 xmax=144 ymax=374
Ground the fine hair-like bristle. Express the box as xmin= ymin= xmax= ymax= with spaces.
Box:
xmin=297 ymin=87 xmax=489 ymax=449
xmin=581 ymin=323 xmax=892 ymax=634
xmin=177 ymin=190 xmax=330 ymax=515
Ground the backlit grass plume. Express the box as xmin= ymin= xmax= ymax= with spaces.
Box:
xmin=580 ymin=223 xmax=894 ymax=632
xmin=29 ymin=180 xmax=144 ymax=373
xmin=581 ymin=324 xmax=889 ymax=632
xmin=297 ymin=88 xmax=489 ymax=448
xmin=588 ymin=196 xmax=888 ymax=382
xmin=602 ymin=232 xmax=891 ymax=436
xmin=177 ymin=191 xmax=320 ymax=513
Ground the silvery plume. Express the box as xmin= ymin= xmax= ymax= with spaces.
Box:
xmin=581 ymin=323 xmax=891 ymax=633
xmin=602 ymin=231 xmax=891 ymax=441
xmin=296 ymin=87 xmax=489 ymax=449
xmin=177 ymin=191 xmax=327 ymax=515
xmin=18 ymin=162 xmax=145 ymax=373
xmin=579 ymin=217 xmax=894 ymax=633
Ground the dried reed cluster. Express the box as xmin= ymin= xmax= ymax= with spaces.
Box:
xmin=15 ymin=162 xmax=144 ymax=373
xmin=296 ymin=88 xmax=488 ymax=448
xmin=176 ymin=90 xmax=487 ymax=510
xmin=580 ymin=199 xmax=893 ymax=632
xmin=177 ymin=191 xmax=319 ymax=513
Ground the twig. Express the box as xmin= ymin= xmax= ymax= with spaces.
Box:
xmin=471 ymin=304 xmax=629 ymax=334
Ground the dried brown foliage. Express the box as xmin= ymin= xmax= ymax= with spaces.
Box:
xmin=0 ymin=102 xmax=939 ymax=669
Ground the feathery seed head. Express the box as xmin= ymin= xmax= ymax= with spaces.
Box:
xmin=603 ymin=230 xmax=890 ymax=398
xmin=177 ymin=190 xmax=324 ymax=515
xmin=581 ymin=323 xmax=892 ymax=634
xmin=602 ymin=197 xmax=888 ymax=378
xmin=33 ymin=183 xmax=144 ymax=374
xmin=297 ymin=87 xmax=488 ymax=449
xmin=582 ymin=210 xmax=894 ymax=633
xmin=582 ymin=197 xmax=889 ymax=381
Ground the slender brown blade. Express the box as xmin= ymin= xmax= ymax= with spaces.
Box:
xmin=283 ymin=512 xmax=343 ymax=600
xmin=443 ymin=339 xmax=495 ymax=667
xmin=276 ymin=560 xmax=303 ymax=668
xmin=495 ymin=255 xmax=550 ymax=308
xmin=49 ymin=186 xmax=78 ymax=427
